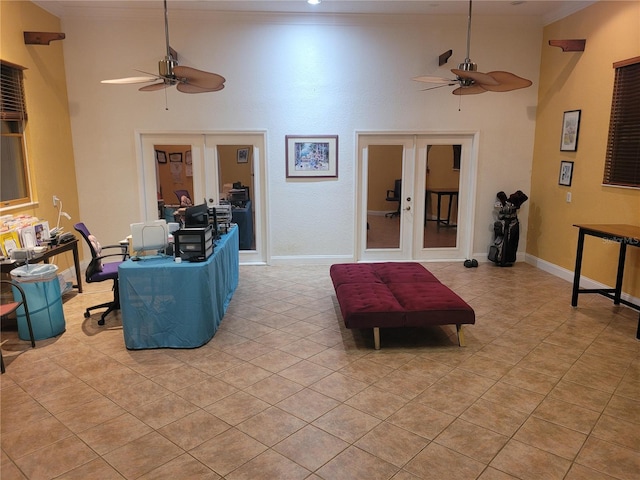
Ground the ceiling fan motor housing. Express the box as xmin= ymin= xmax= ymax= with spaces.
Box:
xmin=457 ymin=60 xmax=477 ymax=86
xmin=159 ymin=56 xmax=178 ymax=81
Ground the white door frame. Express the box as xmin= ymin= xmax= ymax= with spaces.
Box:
xmin=356 ymin=131 xmax=478 ymax=262
xmin=136 ymin=130 xmax=268 ymax=265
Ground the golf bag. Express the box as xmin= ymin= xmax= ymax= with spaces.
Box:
xmin=488 ymin=190 xmax=527 ymax=267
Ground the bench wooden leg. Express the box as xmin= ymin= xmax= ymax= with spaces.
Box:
xmin=456 ymin=324 xmax=466 ymax=347
xmin=373 ymin=327 xmax=380 ymax=350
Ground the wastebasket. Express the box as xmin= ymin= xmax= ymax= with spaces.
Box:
xmin=10 ymin=264 xmax=66 ymax=341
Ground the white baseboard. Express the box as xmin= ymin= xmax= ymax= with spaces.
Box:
xmin=525 ymin=253 xmax=640 ymax=307
xmin=270 ymin=254 xmax=354 ymax=265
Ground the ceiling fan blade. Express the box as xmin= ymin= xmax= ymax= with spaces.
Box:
xmin=452 ymin=84 xmax=487 ymax=95
xmin=101 ymin=76 xmax=158 ymax=85
xmin=481 ymin=71 xmax=533 ymax=92
xmin=412 ymin=75 xmax=456 ymax=84
xmin=173 ymin=65 xmax=225 ymax=90
xmin=420 ymin=83 xmax=457 ymax=92
xmin=139 ymin=82 xmax=171 ymax=92
xmin=176 ymin=82 xmax=225 ymax=94
xmin=451 ymin=69 xmax=499 ymax=86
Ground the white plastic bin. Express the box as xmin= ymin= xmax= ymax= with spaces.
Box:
xmin=10 ymin=264 xmax=66 ymax=340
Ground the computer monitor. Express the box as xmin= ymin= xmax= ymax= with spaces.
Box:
xmin=130 ymin=220 xmax=169 ymax=257
xmin=185 ymin=203 xmax=209 ymax=228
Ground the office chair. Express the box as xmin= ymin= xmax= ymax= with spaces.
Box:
xmin=74 ymin=222 xmax=126 ymax=326
xmin=385 ymin=179 xmax=402 ymax=218
xmin=174 ymin=190 xmax=192 ymax=206
xmin=1 ymin=279 xmax=36 ymax=373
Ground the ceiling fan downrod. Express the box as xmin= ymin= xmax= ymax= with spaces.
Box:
xmin=159 ymin=0 xmax=178 ymax=82
xmin=458 ymin=0 xmax=477 ymax=84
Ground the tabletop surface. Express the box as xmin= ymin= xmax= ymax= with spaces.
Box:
xmin=573 ymin=224 xmax=640 ymax=241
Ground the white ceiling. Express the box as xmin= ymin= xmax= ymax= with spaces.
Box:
xmin=33 ymin=0 xmax=597 ymax=25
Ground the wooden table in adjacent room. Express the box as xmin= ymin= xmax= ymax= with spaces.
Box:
xmin=0 ymin=238 xmax=83 ymax=292
xmin=118 ymin=225 xmax=239 ymax=349
xmin=571 ymin=224 xmax=640 ymax=339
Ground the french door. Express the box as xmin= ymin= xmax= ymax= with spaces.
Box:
xmin=138 ymin=132 xmax=267 ymax=264
xmin=356 ymin=133 xmax=477 ymax=262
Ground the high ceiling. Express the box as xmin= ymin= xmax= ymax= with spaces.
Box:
xmin=34 ymin=0 xmax=597 ymax=25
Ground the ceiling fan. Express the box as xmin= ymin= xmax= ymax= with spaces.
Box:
xmin=413 ymin=0 xmax=531 ymax=95
xmin=101 ymin=0 xmax=225 ymax=94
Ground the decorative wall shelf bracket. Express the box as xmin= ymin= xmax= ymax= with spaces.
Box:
xmin=24 ymin=32 xmax=66 ymax=45
xmin=548 ymin=39 xmax=586 ymax=52
xmin=439 ymin=49 xmax=453 ymax=66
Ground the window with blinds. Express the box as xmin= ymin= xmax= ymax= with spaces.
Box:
xmin=603 ymin=57 xmax=640 ymax=188
xmin=1 ymin=60 xmax=31 ymax=208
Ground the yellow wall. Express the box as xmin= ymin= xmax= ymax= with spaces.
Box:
xmin=367 ymin=145 xmax=403 ymax=212
xmin=0 ymin=1 xmax=79 ymax=272
xmin=155 ymin=145 xmax=194 ymax=206
xmin=426 ymin=145 xmax=460 ymax=219
xmin=528 ymin=1 xmax=640 ymax=297
xmin=217 ymin=145 xmax=254 ymax=199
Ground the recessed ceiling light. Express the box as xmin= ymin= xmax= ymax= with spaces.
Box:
xmin=308 ymin=0 xmax=321 ymax=5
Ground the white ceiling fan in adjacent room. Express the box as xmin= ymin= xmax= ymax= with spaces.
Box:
xmin=101 ymin=0 xmax=225 ymax=94
xmin=413 ymin=0 xmax=532 ymax=95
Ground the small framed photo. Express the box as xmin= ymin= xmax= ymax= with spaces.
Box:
xmin=170 ymin=152 xmax=182 ymax=163
xmin=560 ymin=110 xmax=581 ymax=151
xmin=559 ymin=160 xmax=574 ymax=186
xmin=286 ymin=135 xmax=338 ymax=178
xmin=185 ymin=150 xmax=192 ymax=165
xmin=237 ymin=147 xmax=249 ymax=164
xmin=156 ymin=150 xmax=167 ymax=164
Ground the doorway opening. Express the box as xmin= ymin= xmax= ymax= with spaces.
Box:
xmin=139 ymin=132 xmax=267 ymax=264
xmin=357 ymin=133 xmax=477 ymax=262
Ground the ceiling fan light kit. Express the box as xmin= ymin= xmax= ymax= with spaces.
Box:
xmin=101 ymin=0 xmax=225 ymax=95
xmin=413 ymin=0 xmax=532 ymax=95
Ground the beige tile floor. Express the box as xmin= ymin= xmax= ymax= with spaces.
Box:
xmin=1 ymin=262 xmax=639 ymax=480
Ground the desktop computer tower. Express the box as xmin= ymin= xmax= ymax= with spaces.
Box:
xmin=174 ymin=225 xmax=214 ymax=262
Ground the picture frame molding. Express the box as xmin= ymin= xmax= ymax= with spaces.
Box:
xmin=559 ymin=160 xmax=574 ymax=186
xmin=285 ymin=135 xmax=338 ymax=178
xmin=237 ymin=147 xmax=250 ymax=164
xmin=156 ymin=150 xmax=167 ymax=164
xmin=560 ymin=109 xmax=581 ymax=152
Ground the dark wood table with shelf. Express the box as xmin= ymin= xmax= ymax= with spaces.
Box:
xmin=0 ymin=238 xmax=83 ymax=293
xmin=571 ymin=224 xmax=640 ymax=339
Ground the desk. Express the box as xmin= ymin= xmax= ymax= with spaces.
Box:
xmin=426 ymin=188 xmax=458 ymax=227
xmin=119 ymin=225 xmax=239 ymax=349
xmin=571 ymin=224 xmax=640 ymax=339
xmin=232 ymin=200 xmax=254 ymax=250
xmin=0 ymin=238 xmax=82 ymax=293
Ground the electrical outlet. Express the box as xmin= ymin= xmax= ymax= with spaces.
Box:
xmin=566 ymin=192 xmax=572 ymax=203
xmin=53 ymin=195 xmax=59 ymax=207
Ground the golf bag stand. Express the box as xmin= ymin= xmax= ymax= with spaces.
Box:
xmin=488 ymin=190 xmax=528 ymax=267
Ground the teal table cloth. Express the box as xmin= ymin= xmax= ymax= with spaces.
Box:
xmin=119 ymin=225 xmax=239 ymax=349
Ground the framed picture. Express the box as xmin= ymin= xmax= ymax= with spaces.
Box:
xmin=170 ymin=152 xmax=182 ymax=163
xmin=185 ymin=150 xmax=192 ymax=165
xmin=560 ymin=110 xmax=581 ymax=151
xmin=559 ymin=160 xmax=574 ymax=186
xmin=286 ymin=135 xmax=338 ymax=178
xmin=237 ymin=147 xmax=249 ymax=164
xmin=156 ymin=150 xmax=167 ymax=164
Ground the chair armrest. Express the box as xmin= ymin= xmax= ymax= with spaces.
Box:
xmin=96 ymin=252 xmax=129 ymax=262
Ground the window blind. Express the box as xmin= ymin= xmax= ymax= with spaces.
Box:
xmin=0 ymin=61 xmax=27 ymax=121
xmin=603 ymin=57 xmax=640 ymax=188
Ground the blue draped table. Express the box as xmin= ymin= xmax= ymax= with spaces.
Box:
xmin=118 ymin=225 xmax=239 ymax=349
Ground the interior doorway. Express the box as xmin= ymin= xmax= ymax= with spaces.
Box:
xmin=357 ymin=133 xmax=477 ymax=262
xmin=138 ymin=132 xmax=267 ymax=264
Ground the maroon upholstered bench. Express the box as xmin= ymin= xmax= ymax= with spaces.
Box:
xmin=330 ymin=262 xmax=475 ymax=349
